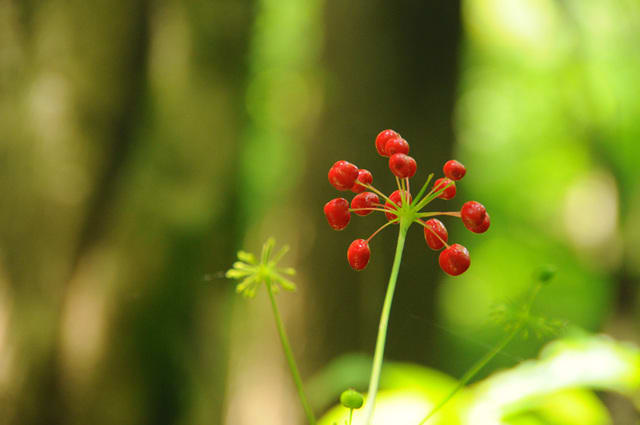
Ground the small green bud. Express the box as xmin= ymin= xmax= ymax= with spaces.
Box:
xmin=340 ymin=388 xmax=364 ymax=410
xmin=226 ymin=269 xmax=248 ymax=279
xmin=237 ymin=251 xmax=256 ymax=264
xmin=232 ymin=261 xmax=252 ymax=270
xmin=535 ymin=264 xmax=557 ymax=284
xmin=280 ymin=267 xmax=296 ymax=276
xmin=277 ymin=277 xmax=297 ymax=292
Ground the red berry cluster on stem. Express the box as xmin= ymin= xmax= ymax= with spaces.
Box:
xmin=323 ymin=129 xmax=490 ymax=275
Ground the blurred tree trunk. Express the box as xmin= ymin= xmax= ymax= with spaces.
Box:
xmin=0 ymin=0 xmax=254 ymax=424
xmin=305 ymin=0 xmax=462 ymax=384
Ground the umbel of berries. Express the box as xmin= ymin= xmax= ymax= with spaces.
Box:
xmin=323 ymin=129 xmax=491 ymax=425
xmin=323 ymin=129 xmax=490 ymax=275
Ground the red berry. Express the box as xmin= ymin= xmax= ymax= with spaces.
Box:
xmin=375 ymin=129 xmax=399 ymax=157
xmin=433 ymin=177 xmax=456 ymax=200
xmin=443 ymin=160 xmax=466 ymax=180
xmin=351 ymin=169 xmax=373 ymax=193
xmin=385 ymin=138 xmax=409 ymax=156
xmin=351 ymin=192 xmax=380 ymax=216
xmin=324 ymin=198 xmax=351 ymax=230
xmin=474 ymin=214 xmax=491 ymax=233
xmin=461 ymin=201 xmax=490 ymax=233
xmin=389 ymin=153 xmax=417 ymax=178
xmin=385 ymin=189 xmax=412 ymax=221
xmin=423 ymin=218 xmax=448 ymax=250
xmin=347 ymin=239 xmax=371 ymax=271
xmin=439 ymin=244 xmax=470 ymax=276
xmin=328 ymin=160 xmax=359 ymax=191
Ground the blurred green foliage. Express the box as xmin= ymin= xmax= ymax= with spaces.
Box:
xmin=439 ymin=0 xmax=640 ymax=382
xmin=318 ymin=333 xmax=640 ymax=424
xmin=0 ymin=0 xmax=638 ymax=424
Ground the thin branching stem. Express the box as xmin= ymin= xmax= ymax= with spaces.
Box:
xmin=350 ymin=207 xmax=394 ymax=214
xmin=395 ymin=176 xmax=403 ymax=194
xmin=413 ymin=173 xmax=434 ymax=206
xmin=414 ymin=219 xmax=450 ymax=249
xmin=416 ymin=282 xmax=544 ymax=425
xmin=415 ymin=180 xmax=455 ymax=211
xmin=417 ymin=211 xmax=461 ymax=219
xmin=359 ymin=182 xmax=397 ymax=207
xmin=366 ymin=219 xmax=399 ymax=243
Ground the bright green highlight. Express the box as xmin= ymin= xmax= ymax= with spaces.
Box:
xmin=318 ymin=334 xmax=640 ymax=425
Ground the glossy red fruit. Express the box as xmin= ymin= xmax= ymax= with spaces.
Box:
xmin=474 ymin=214 xmax=491 ymax=233
xmin=328 ymin=160 xmax=359 ymax=191
xmin=439 ymin=244 xmax=470 ymax=276
xmin=423 ymin=218 xmax=448 ymax=250
xmin=389 ymin=153 xmax=417 ymax=178
xmin=324 ymin=198 xmax=350 ymax=230
xmin=461 ymin=201 xmax=490 ymax=233
xmin=351 ymin=192 xmax=380 ymax=216
xmin=375 ymin=129 xmax=399 ymax=157
xmin=443 ymin=160 xmax=466 ymax=180
xmin=385 ymin=189 xmax=413 ymax=221
xmin=433 ymin=177 xmax=456 ymax=200
xmin=351 ymin=169 xmax=373 ymax=193
xmin=385 ymin=138 xmax=409 ymax=156
xmin=347 ymin=239 xmax=371 ymax=270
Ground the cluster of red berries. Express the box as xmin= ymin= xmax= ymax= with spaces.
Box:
xmin=323 ymin=129 xmax=490 ymax=276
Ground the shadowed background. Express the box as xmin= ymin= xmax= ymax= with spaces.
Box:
xmin=0 ymin=0 xmax=638 ymax=424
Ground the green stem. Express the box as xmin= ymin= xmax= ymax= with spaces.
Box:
xmin=359 ymin=183 xmax=395 ymax=206
xmin=417 ymin=211 xmax=461 ymax=218
xmin=416 ymin=323 xmax=522 ymax=425
xmin=266 ymin=279 xmax=316 ymax=425
xmin=413 ymin=173 xmax=434 ymax=206
xmin=416 ymin=282 xmax=544 ymax=425
xmin=415 ymin=180 xmax=455 ymax=212
xmin=362 ymin=222 xmax=409 ymax=424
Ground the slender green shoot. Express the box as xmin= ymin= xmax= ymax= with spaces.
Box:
xmin=416 ymin=281 xmax=546 ymax=425
xmin=413 ymin=173 xmax=434 ymax=204
xmin=226 ymin=239 xmax=315 ymax=425
xmin=266 ymin=279 xmax=317 ymax=425
xmin=358 ymin=182 xmax=396 ymax=206
xmin=415 ymin=179 xmax=455 ymax=211
xmin=362 ymin=222 xmax=410 ymax=424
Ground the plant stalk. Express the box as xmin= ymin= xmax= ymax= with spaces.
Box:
xmin=362 ymin=222 xmax=409 ymax=424
xmin=416 ymin=282 xmax=544 ymax=424
xmin=266 ymin=279 xmax=316 ymax=425
xmin=416 ymin=322 xmax=522 ymax=425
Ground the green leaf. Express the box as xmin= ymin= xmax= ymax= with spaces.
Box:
xmin=464 ymin=333 xmax=640 ymax=424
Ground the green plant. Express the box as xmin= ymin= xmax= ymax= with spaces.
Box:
xmin=322 ymin=129 xmax=491 ymax=423
xmin=225 ymin=130 xmax=638 ymax=425
xmin=226 ymin=238 xmax=316 ymax=424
